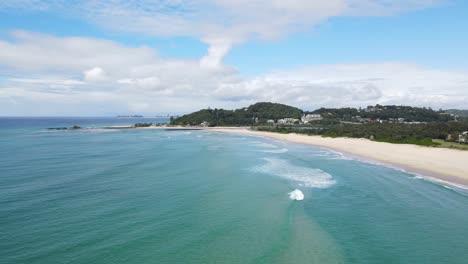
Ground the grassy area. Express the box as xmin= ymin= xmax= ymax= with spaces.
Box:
xmin=375 ymin=137 xmax=439 ymax=147
xmin=432 ymin=139 xmax=468 ymax=150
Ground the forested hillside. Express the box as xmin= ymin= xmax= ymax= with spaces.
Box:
xmin=446 ymin=109 xmax=468 ymax=118
xmin=172 ymin=102 xmax=302 ymax=126
xmin=312 ymin=105 xmax=454 ymax=122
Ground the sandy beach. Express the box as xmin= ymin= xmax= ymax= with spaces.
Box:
xmin=207 ymin=127 xmax=468 ymax=188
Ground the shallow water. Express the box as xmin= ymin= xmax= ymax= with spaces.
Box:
xmin=1 ymin=118 xmax=467 ymax=263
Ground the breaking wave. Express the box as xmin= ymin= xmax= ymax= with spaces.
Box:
xmin=254 ymin=158 xmax=336 ymax=188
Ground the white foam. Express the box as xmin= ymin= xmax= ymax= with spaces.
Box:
xmin=254 ymin=142 xmax=279 ymax=149
xmin=443 ymin=185 xmax=454 ymax=190
xmin=329 ymin=152 xmax=353 ymax=160
xmin=262 ymin=148 xmax=288 ymax=154
xmin=316 ymin=149 xmax=353 ymax=160
xmin=254 ymin=158 xmax=336 ymax=188
xmin=289 ymin=189 xmax=304 ymax=200
xmin=310 ymin=150 xmax=352 ymax=160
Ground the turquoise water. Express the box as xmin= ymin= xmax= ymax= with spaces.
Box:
xmin=1 ymin=118 xmax=468 ymax=264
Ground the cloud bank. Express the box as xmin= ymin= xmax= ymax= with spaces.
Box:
xmin=0 ymin=31 xmax=466 ymax=115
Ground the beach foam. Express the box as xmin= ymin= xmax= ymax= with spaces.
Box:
xmin=312 ymin=150 xmax=352 ymax=160
xmin=251 ymin=142 xmax=279 ymax=149
xmin=262 ymin=148 xmax=288 ymax=154
xmin=289 ymin=189 xmax=304 ymax=200
xmin=254 ymin=158 xmax=336 ymax=188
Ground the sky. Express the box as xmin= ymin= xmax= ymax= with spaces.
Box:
xmin=0 ymin=0 xmax=467 ymax=116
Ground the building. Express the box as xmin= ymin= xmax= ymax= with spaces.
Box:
xmin=459 ymin=131 xmax=468 ymax=143
xmin=277 ymin=118 xmax=300 ymax=124
xmin=364 ymin=107 xmax=377 ymax=112
xmin=355 ymin=116 xmax=372 ymax=123
xmin=301 ymin=114 xmax=322 ymax=123
xmin=266 ymin=119 xmax=275 ymax=124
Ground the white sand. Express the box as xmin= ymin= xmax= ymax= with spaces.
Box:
xmin=207 ymin=127 xmax=468 ymax=187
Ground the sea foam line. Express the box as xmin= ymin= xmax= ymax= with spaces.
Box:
xmin=253 ymin=158 xmax=336 ymax=188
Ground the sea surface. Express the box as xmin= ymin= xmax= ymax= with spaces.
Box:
xmin=1 ymin=117 xmax=468 ymax=264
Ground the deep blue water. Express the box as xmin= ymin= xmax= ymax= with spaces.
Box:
xmin=1 ymin=118 xmax=467 ymax=264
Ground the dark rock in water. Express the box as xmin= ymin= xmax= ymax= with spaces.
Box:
xmin=47 ymin=125 xmax=82 ymax=130
xmin=134 ymin=123 xmax=154 ymax=127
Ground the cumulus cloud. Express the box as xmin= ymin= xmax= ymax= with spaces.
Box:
xmin=0 ymin=32 xmax=466 ymax=116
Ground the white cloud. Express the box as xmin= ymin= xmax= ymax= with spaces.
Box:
xmin=0 ymin=32 xmax=467 ymax=116
xmin=83 ymin=67 xmax=107 ymax=82
xmin=0 ymin=31 xmax=158 ymax=75
xmin=118 ymin=77 xmax=162 ymax=90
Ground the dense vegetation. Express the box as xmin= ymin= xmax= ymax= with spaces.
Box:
xmin=172 ymin=102 xmax=302 ymax=126
xmin=257 ymin=122 xmax=468 ymax=146
xmin=312 ymin=105 xmax=453 ymax=122
xmin=445 ymin=109 xmax=468 ymax=118
xmin=432 ymin=139 xmax=468 ymax=150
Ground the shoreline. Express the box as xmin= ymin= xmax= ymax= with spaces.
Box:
xmin=205 ymin=127 xmax=468 ymax=189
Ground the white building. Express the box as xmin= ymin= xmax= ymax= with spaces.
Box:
xmin=459 ymin=131 xmax=468 ymax=143
xmin=301 ymin=114 xmax=322 ymax=123
xmin=277 ymin=118 xmax=300 ymax=124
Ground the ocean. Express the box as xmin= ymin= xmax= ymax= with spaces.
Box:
xmin=1 ymin=117 xmax=467 ymax=264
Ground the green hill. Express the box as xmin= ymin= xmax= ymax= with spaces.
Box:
xmin=172 ymin=102 xmax=303 ymax=126
xmin=445 ymin=109 xmax=468 ymax=118
xmin=312 ymin=105 xmax=454 ymax=122
xmin=172 ymin=103 xmax=460 ymax=126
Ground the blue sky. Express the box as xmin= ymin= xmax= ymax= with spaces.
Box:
xmin=0 ymin=0 xmax=467 ymax=115
xmin=227 ymin=3 xmax=468 ymax=75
